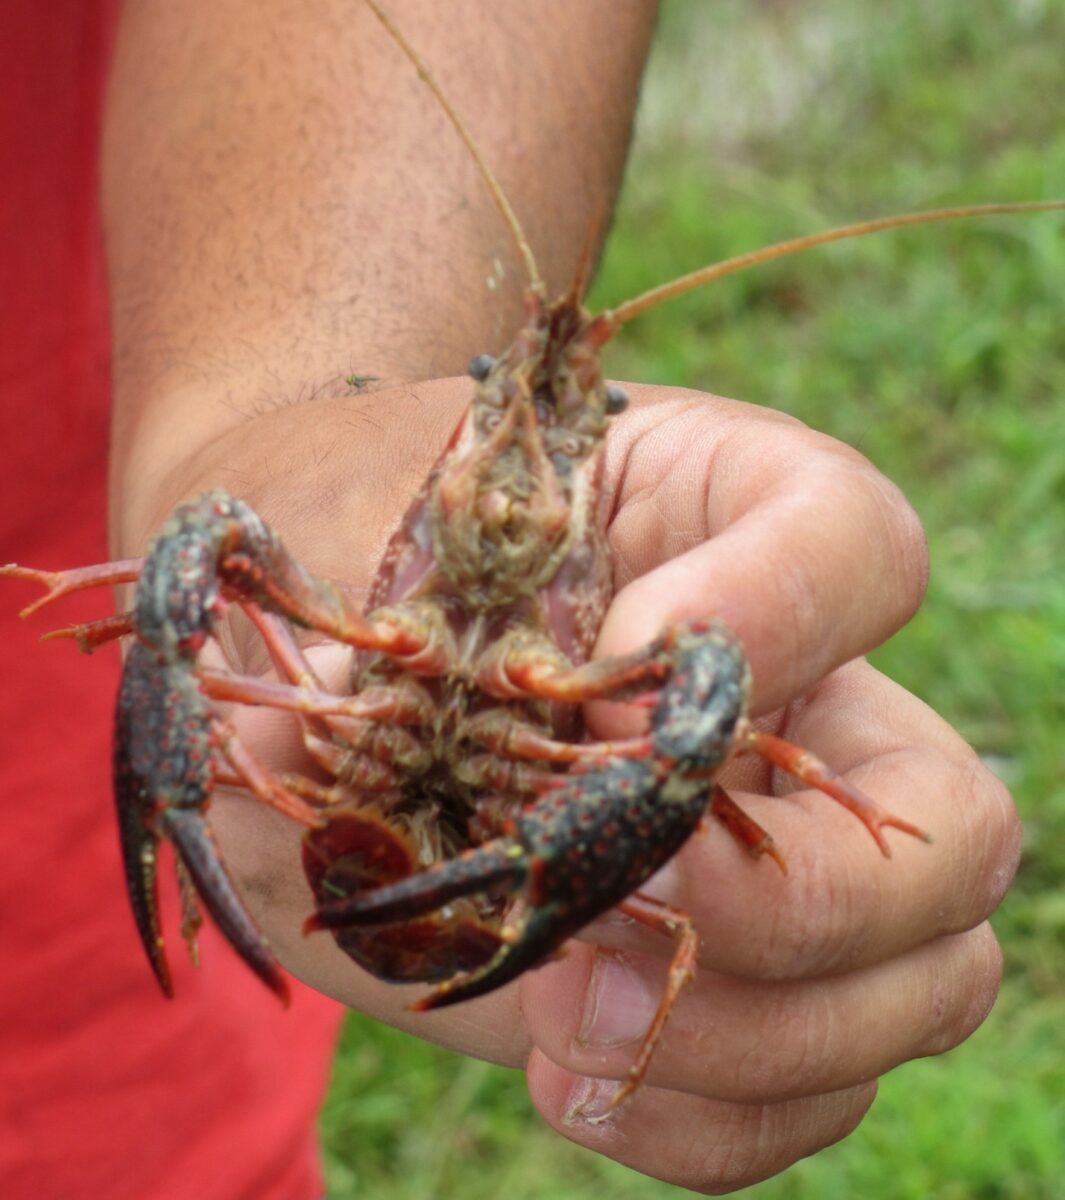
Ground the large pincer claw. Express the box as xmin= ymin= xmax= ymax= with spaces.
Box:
xmin=114 ymin=640 xmax=290 ymax=1003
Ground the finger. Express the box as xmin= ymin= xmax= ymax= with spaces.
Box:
xmin=521 ymin=922 xmax=1002 ymax=1107
xmin=581 ymin=662 xmax=1019 ymax=979
xmin=599 ymin=389 xmax=929 ymax=713
xmin=527 ymin=1059 xmax=876 ymax=1194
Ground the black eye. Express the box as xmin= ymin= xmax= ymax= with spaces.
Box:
xmin=468 ymin=354 xmax=495 ymax=382
xmin=605 ymin=385 xmax=629 ymax=414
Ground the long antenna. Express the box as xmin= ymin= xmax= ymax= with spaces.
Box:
xmin=607 ymin=201 xmax=1065 ymax=328
xmin=363 ymin=0 xmax=542 ymax=290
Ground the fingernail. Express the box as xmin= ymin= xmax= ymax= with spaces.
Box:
xmin=563 ymin=1075 xmax=620 ymax=1128
xmin=578 ymin=951 xmax=657 ymax=1049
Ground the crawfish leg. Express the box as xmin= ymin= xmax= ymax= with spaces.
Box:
xmin=709 ymin=784 xmax=788 ymax=874
xmin=583 ymin=892 xmax=701 ymax=1121
xmin=475 ymin=617 xmax=752 ymax=710
xmin=198 ymin=666 xmax=418 ymax=722
xmin=474 ymin=625 xmax=675 ymax=703
xmin=146 ymin=491 xmax=426 ymax=659
xmin=43 ymin=611 xmax=136 ymax=653
xmin=465 ymin=708 xmax=653 ymax=763
xmin=0 ymin=558 xmax=143 ymax=617
xmin=214 ymin=726 xmax=324 ymax=827
xmin=240 ymin=601 xmax=327 ymax=689
xmin=737 ymin=728 xmax=931 ymax=855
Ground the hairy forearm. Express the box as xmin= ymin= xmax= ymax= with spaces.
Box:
xmin=103 ymin=0 xmax=657 ymax=554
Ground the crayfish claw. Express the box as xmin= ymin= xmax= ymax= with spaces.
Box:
xmin=114 ymin=636 xmax=290 ymax=1004
xmin=114 ymin=771 xmax=174 ymax=998
xmin=305 ymin=830 xmax=547 ymax=1002
xmin=308 ymin=840 xmax=526 ymax=932
xmin=164 ymin=808 xmax=290 ymax=1005
xmin=175 ymin=856 xmax=204 ymax=969
xmin=410 ymin=906 xmax=565 ymax=1011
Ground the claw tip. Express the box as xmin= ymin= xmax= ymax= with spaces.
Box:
xmin=272 ymin=973 xmax=292 ymax=1009
xmin=409 ymin=986 xmax=447 ymax=1014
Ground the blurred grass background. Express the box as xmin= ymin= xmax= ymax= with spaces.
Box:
xmin=321 ymin=1 xmax=1065 ymax=1195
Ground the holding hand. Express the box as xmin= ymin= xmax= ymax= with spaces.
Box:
xmin=204 ymin=381 xmax=1017 ymax=1193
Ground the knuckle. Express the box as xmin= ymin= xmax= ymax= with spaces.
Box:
xmin=923 ymin=925 xmax=1004 ymax=1056
xmin=817 ymin=443 xmax=930 ymax=629
xmin=679 ymin=1084 xmax=875 ymax=1194
xmin=760 ymin=843 xmax=869 ymax=977
xmin=679 ymin=1106 xmax=786 ymax=1195
xmin=858 ymin=465 xmax=930 ymax=625
xmin=951 ymin=752 xmax=1022 ymax=927
xmin=740 ymin=987 xmax=838 ymax=1102
xmin=974 ymin=770 xmax=1023 ymax=914
xmin=884 ymin=481 xmax=930 ymax=615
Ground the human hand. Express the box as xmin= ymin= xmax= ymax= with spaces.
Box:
xmin=516 ymin=385 xmax=1018 ymax=1191
xmin=194 ymin=379 xmax=1016 ymax=1193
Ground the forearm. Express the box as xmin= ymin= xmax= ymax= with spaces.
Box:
xmin=104 ymin=0 xmax=657 ymax=555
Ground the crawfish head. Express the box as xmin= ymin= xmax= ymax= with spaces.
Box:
xmin=427 ymin=290 xmax=624 ymax=607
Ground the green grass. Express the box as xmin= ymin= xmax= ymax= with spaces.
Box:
xmin=321 ymin=2 xmax=1065 ymax=1194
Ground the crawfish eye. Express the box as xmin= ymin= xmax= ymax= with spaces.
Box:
xmin=605 ymin=385 xmax=629 ymax=414
xmin=468 ymin=354 xmax=495 ymax=382
xmin=483 ymin=412 xmax=503 ymax=432
xmin=560 ymin=435 xmax=582 ymax=457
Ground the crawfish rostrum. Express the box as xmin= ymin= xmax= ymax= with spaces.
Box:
xmin=5 ymin=0 xmax=1063 ymax=1114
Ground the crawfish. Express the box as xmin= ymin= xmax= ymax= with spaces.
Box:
xmin=4 ymin=0 xmax=1063 ymax=1115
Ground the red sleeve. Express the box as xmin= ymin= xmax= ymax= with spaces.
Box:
xmin=0 ymin=7 xmax=341 ymax=1198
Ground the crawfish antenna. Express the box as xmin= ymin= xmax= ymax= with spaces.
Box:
xmin=363 ymin=0 xmax=542 ymax=291
xmin=606 ymin=201 xmax=1065 ymax=328
xmin=565 ymin=200 xmax=608 ymax=308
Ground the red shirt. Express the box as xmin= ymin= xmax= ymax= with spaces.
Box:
xmin=0 ymin=7 xmax=341 ymax=1197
